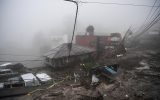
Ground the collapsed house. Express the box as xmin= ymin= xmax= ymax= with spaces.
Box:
xmin=44 ymin=43 xmax=95 ymax=68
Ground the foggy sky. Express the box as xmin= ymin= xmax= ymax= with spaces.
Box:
xmin=0 ymin=0 xmax=156 ymax=54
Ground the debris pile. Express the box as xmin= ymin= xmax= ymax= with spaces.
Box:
xmin=1 ymin=49 xmax=160 ymax=100
xmin=33 ymin=49 xmax=160 ymax=100
xmin=34 ymin=83 xmax=103 ymax=100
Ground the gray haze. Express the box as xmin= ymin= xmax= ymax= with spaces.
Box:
xmin=0 ymin=0 xmax=156 ymax=67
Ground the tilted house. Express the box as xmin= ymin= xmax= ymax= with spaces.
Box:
xmin=44 ymin=43 xmax=95 ymax=68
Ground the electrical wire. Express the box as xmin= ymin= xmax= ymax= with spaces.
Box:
xmin=135 ymin=0 xmax=159 ymax=34
xmin=135 ymin=11 xmax=160 ymax=38
xmin=140 ymin=6 xmax=160 ymax=33
xmin=80 ymin=1 xmax=160 ymax=7
xmin=148 ymin=2 xmax=160 ymax=23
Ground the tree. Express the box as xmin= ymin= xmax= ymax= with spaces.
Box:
xmin=86 ymin=25 xmax=94 ymax=35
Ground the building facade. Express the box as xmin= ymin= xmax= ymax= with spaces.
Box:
xmin=76 ymin=33 xmax=122 ymax=50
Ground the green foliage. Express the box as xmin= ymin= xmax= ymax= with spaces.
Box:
xmin=82 ymin=62 xmax=100 ymax=72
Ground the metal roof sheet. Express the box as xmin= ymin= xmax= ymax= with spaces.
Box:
xmin=21 ymin=73 xmax=38 ymax=82
xmin=36 ymin=73 xmax=52 ymax=82
xmin=44 ymin=43 xmax=95 ymax=59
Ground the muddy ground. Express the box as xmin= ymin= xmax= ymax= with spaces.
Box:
xmin=2 ymin=48 xmax=160 ymax=100
xmin=29 ymin=49 xmax=160 ymax=100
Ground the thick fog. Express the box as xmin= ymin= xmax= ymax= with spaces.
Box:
xmin=0 ymin=0 xmax=155 ymax=58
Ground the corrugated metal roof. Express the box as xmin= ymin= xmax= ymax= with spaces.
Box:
xmin=36 ymin=73 xmax=52 ymax=82
xmin=21 ymin=73 xmax=38 ymax=82
xmin=44 ymin=43 xmax=95 ymax=59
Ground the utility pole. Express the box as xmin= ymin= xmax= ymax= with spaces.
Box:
xmin=64 ymin=0 xmax=79 ymax=59
xmin=122 ymin=26 xmax=132 ymax=44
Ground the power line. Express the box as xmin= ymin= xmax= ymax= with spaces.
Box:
xmin=148 ymin=2 xmax=160 ymax=22
xmin=80 ymin=1 xmax=160 ymax=7
xmin=135 ymin=11 xmax=160 ymax=38
xmin=141 ymin=0 xmax=158 ymax=27
xmin=134 ymin=0 xmax=158 ymax=34
xmin=139 ymin=15 xmax=160 ymax=37
xmin=140 ymin=5 xmax=160 ymax=33
xmin=122 ymin=26 xmax=132 ymax=43
xmin=145 ymin=0 xmax=159 ymax=22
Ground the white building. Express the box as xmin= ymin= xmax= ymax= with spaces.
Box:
xmin=36 ymin=73 xmax=52 ymax=84
xmin=21 ymin=73 xmax=40 ymax=87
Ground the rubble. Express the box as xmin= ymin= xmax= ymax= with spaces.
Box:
xmin=91 ymin=74 xmax=99 ymax=85
xmin=1 ymin=48 xmax=160 ymax=100
xmin=136 ymin=60 xmax=150 ymax=70
xmin=36 ymin=85 xmax=103 ymax=100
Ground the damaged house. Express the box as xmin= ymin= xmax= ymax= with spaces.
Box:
xmin=75 ymin=25 xmax=123 ymax=58
xmin=76 ymin=25 xmax=122 ymax=50
xmin=44 ymin=43 xmax=95 ymax=68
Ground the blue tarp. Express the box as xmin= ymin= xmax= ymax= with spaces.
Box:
xmin=104 ymin=66 xmax=117 ymax=74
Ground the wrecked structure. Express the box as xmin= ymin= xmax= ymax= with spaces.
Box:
xmin=44 ymin=43 xmax=95 ymax=68
xmin=29 ymin=49 xmax=160 ymax=100
xmin=76 ymin=26 xmax=122 ymax=49
xmin=76 ymin=26 xmax=122 ymax=58
xmin=76 ymin=32 xmax=122 ymax=50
